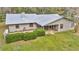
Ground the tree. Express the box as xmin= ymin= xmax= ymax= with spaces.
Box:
xmin=64 ymin=7 xmax=79 ymax=33
xmin=55 ymin=7 xmax=65 ymax=15
xmin=74 ymin=16 xmax=79 ymax=33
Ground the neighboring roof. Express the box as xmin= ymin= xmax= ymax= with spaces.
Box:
xmin=6 ymin=13 xmax=64 ymax=26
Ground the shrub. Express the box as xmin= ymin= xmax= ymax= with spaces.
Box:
xmin=6 ymin=28 xmax=45 ymax=43
xmin=6 ymin=33 xmax=24 ymax=43
xmin=23 ymin=32 xmax=37 ymax=41
xmin=33 ymin=28 xmax=45 ymax=37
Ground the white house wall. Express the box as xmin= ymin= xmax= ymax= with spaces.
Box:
xmin=47 ymin=19 xmax=74 ymax=32
xmin=8 ymin=19 xmax=74 ymax=32
xmin=8 ymin=23 xmax=37 ymax=32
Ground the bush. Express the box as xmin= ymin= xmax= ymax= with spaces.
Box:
xmin=23 ymin=32 xmax=37 ymax=41
xmin=6 ymin=33 xmax=24 ymax=43
xmin=33 ymin=28 xmax=45 ymax=37
xmin=6 ymin=28 xmax=45 ymax=43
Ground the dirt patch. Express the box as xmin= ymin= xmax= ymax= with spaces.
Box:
xmin=45 ymin=30 xmax=55 ymax=35
xmin=8 ymin=40 xmax=33 ymax=46
xmin=74 ymin=33 xmax=79 ymax=36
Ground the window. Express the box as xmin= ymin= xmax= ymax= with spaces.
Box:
xmin=60 ymin=24 xmax=63 ymax=29
xmin=16 ymin=25 xmax=19 ymax=29
xmin=29 ymin=23 xmax=33 ymax=27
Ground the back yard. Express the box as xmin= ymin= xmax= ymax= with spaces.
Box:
xmin=0 ymin=23 xmax=79 ymax=51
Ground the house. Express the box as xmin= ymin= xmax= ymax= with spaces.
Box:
xmin=5 ymin=13 xmax=74 ymax=33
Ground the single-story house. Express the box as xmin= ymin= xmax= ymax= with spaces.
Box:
xmin=5 ymin=13 xmax=74 ymax=33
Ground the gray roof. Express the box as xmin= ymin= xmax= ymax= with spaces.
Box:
xmin=6 ymin=14 xmax=64 ymax=26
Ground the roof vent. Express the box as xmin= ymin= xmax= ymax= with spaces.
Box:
xmin=21 ymin=12 xmax=26 ymax=19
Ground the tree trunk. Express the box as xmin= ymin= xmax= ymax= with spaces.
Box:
xmin=74 ymin=23 xmax=79 ymax=33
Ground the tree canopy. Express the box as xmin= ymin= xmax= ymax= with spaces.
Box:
xmin=0 ymin=7 xmax=77 ymax=22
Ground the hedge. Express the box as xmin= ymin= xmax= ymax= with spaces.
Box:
xmin=6 ymin=28 xmax=45 ymax=43
xmin=33 ymin=28 xmax=45 ymax=37
xmin=6 ymin=33 xmax=24 ymax=43
xmin=23 ymin=32 xmax=37 ymax=41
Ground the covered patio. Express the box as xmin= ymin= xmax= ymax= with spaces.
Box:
xmin=42 ymin=24 xmax=59 ymax=34
xmin=43 ymin=24 xmax=59 ymax=31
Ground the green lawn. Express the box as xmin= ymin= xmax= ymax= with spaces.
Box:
xmin=1 ymin=30 xmax=79 ymax=51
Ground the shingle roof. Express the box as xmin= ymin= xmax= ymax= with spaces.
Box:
xmin=6 ymin=14 xmax=64 ymax=26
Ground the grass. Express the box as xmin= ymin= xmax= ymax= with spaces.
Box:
xmin=0 ymin=23 xmax=5 ymax=40
xmin=0 ymin=22 xmax=5 ymax=50
xmin=0 ymin=23 xmax=79 ymax=51
xmin=1 ymin=30 xmax=79 ymax=51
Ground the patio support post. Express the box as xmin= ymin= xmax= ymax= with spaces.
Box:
xmin=42 ymin=26 xmax=44 ymax=30
xmin=58 ymin=24 xmax=60 ymax=32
